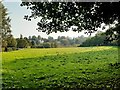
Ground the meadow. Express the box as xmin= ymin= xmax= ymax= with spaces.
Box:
xmin=1 ymin=46 xmax=120 ymax=89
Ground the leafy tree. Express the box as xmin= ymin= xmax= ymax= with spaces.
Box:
xmin=80 ymin=31 xmax=117 ymax=47
xmin=43 ymin=42 xmax=51 ymax=48
xmin=43 ymin=38 xmax=49 ymax=42
xmin=2 ymin=40 xmax=7 ymax=48
xmin=6 ymin=35 xmax=17 ymax=47
xmin=32 ymin=35 xmax=37 ymax=40
xmin=1 ymin=2 xmax=11 ymax=39
xmin=0 ymin=2 xmax=12 ymax=48
xmin=24 ymin=37 xmax=32 ymax=46
xmin=20 ymin=34 xmax=23 ymax=39
xmin=31 ymin=40 xmax=36 ymax=47
xmin=61 ymin=39 xmax=70 ymax=46
xmin=16 ymin=39 xmax=29 ymax=48
xmin=28 ymin=36 xmax=32 ymax=40
xmin=105 ymin=25 xmax=120 ymax=45
xmin=74 ymin=38 xmax=81 ymax=44
xmin=50 ymin=42 xmax=54 ymax=48
xmin=48 ymin=36 xmax=54 ymax=42
xmin=30 ymin=35 xmax=41 ymax=47
xmin=21 ymin=2 xmax=120 ymax=42
xmin=36 ymin=40 xmax=40 ymax=45
xmin=38 ymin=35 xmax=41 ymax=40
xmin=50 ymin=42 xmax=58 ymax=48
xmin=53 ymin=41 xmax=58 ymax=48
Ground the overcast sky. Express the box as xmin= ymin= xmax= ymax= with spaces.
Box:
xmin=3 ymin=0 xmax=104 ymax=39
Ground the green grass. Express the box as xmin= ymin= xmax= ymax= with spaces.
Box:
xmin=1 ymin=46 xmax=120 ymax=89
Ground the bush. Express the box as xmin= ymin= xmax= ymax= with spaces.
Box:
xmin=36 ymin=45 xmax=44 ymax=48
xmin=16 ymin=39 xmax=29 ymax=48
xmin=12 ymin=47 xmax=17 ymax=51
xmin=43 ymin=42 xmax=51 ymax=48
xmin=31 ymin=46 xmax=36 ymax=48
xmin=3 ymin=47 xmax=17 ymax=52
xmin=6 ymin=47 xmax=13 ymax=52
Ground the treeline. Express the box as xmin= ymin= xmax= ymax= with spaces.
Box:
xmin=2 ymin=34 xmax=87 ymax=52
xmin=1 ymin=2 xmax=119 ymax=52
xmin=18 ymin=35 xmax=87 ymax=48
xmin=80 ymin=31 xmax=118 ymax=47
xmin=2 ymin=31 xmax=118 ymax=52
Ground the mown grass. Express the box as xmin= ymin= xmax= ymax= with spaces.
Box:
xmin=1 ymin=46 xmax=120 ymax=89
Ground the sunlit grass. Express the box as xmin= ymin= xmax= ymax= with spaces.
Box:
xmin=2 ymin=46 xmax=114 ymax=63
xmin=2 ymin=46 xmax=120 ymax=89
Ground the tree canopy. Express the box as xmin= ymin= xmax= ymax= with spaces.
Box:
xmin=0 ymin=2 xmax=13 ymax=49
xmin=80 ymin=31 xmax=118 ymax=47
xmin=21 ymin=1 xmax=120 ymax=37
xmin=0 ymin=2 xmax=11 ymax=39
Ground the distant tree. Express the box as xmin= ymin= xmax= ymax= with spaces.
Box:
xmin=66 ymin=36 xmax=74 ymax=45
xmin=6 ymin=35 xmax=17 ymax=47
xmin=32 ymin=35 xmax=37 ymax=40
xmin=16 ymin=39 xmax=29 ymax=48
xmin=48 ymin=36 xmax=54 ymax=42
xmin=43 ymin=38 xmax=49 ymax=42
xmin=80 ymin=32 xmax=111 ymax=47
xmin=24 ymin=37 xmax=32 ymax=46
xmin=56 ymin=36 xmax=87 ymax=47
xmin=57 ymin=36 xmax=61 ymax=41
xmin=38 ymin=35 xmax=41 ymax=40
xmin=68 ymin=38 xmax=75 ymax=45
xmin=78 ymin=35 xmax=87 ymax=44
xmin=50 ymin=42 xmax=54 ymax=48
xmin=61 ymin=39 xmax=70 ymax=46
xmin=43 ymin=42 xmax=51 ymax=48
xmin=20 ymin=34 xmax=23 ymax=39
xmin=36 ymin=40 xmax=40 ymax=45
xmin=74 ymin=38 xmax=81 ymax=44
xmin=24 ymin=37 xmax=27 ymax=39
xmin=50 ymin=41 xmax=58 ymax=48
xmin=60 ymin=36 xmax=66 ymax=40
xmin=28 ymin=36 xmax=32 ymax=40
xmin=53 ymin=42 xmax=58 ymax=48
xmin=31 ymin=40 xmax=36 ymax=47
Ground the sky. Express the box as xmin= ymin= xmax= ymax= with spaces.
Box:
xmin=2 ymin=0 xmax=105 ymax=39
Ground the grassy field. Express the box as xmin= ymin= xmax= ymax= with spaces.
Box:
xmin=1 ymin=46 xmax=120 ymax=89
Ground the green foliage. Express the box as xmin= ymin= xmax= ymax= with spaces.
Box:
xmin=21 ymin=2 xmax=120 ymax=38
xmin=0 ymin=2 xmax=18 ymax=51
xmin=24 ymin=37 xmax=32 ymax=47
xmin=31 ymin=40 xmax=36 ymax=47
xmin=1 ymin=2 xmax=13 ymax=49
xmin=6 ymin=35 xmax=17 ymax=47
xmin=48 ymin=36 xmax=54 ymax=42
xmin=60 ymin=39 xmax=70 ymax=46
xmin=105 ymin=25 xmax=120 ymax=45
xmin=28 ymin=35 xmax=42 ymax=47
xmin=2 ymin=47 xmax=120 ymax=89
xmin=0 ymin=2 xmax=11 ymax=39
xmin=43 ymin=42 xmax=51 ymax=48
xmin=2 ymin=40 xmax=7 ymax=48
xmin=16 ymin=39 xmax=29 ymax=48
xmin=53 ymin=42 xmax=58 ymax=48
xmin=80 ymin=31 xmax=118 ymax=47
xmin=27 ymin=35 xmax=87 ymax=48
